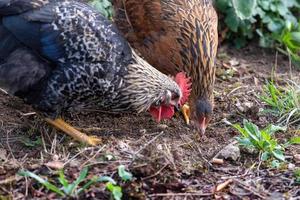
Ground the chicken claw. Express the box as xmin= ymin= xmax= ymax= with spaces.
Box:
xmin=181 ymin=104 xmax=190 ymax=125
xmin=45 ymin=118 xmax=102 ymax=146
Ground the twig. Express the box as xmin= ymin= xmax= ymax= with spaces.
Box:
xmin=79 ymin=145 xmax=106 ymax=168
xmin=216 ymin=179 xmax=233 ymax=192
xmin=148 ymin=192 xmax=213 ymax=198
xmin=227 ymin=86 xmax=249 ymax=97
xmin=20 ymin=112 xmax=36 ymax=116
xmin=0 ymin=175 xmax=21 ymax=185
xmin=5 ymin=130 xmax=21 ymax=167
xmin=64 ymin=146 xmax=100 ymax=166
xmin=130 ymin=131 xmax=164 ymax=164
xmin=85 ymin=160 xmax=131 ymax=168
xmin=142 ymin=163 xmax=168 ymax=181
xmin=76 ymin=127 xmax=121 ymax=132
xmin=233 ymin=179 xmax=269 ymax=199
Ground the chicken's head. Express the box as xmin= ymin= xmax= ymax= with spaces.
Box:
xmin=149 ymin=72 xmax=191 ymax=122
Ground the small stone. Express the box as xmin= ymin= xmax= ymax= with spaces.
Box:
xmin=157 ymin=144 xmax=163 ymax=150
xmin=52 ymin=154 xmax=59 ymax=161
xmin=157 ymin=124 xmax=168 ymax=129
xmin=294 ymin=154 xmax=300 ymax=162
xmin=288 ymin=163 xmax=295 ymax=170
xmin=69 ymin=159 xmax=81 ymax=168
xmin=235 ymin=101 xmax=245 ymax=112
xmin=218 ymin=143 xmax=240 ymax=161
xmin=229 ymin=58 xmax=240 ymax=66
xmin=244 ymin=101 xmax=254 ymax=109
xmin=139 ymin=129 xmax=147 ymax=134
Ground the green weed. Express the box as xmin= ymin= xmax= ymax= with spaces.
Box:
xmin=260 ymin=81 xmax=300 ymax=128
xmin=226 ymin=119 xmax=300 ymax=167
xmin=18 ymin=165 xmax=133 ymax=199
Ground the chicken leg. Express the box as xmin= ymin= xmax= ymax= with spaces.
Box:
xmin=45 ymin=118 xmax=102 ymax=146
xmin=181 ymin=104 xmax=190 ymax=125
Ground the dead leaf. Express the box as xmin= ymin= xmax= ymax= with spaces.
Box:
xmin=229 ymin=59 xmax=240 ymax=66
xmin=45 ymin=161 xmax=64 ymax=170
xmin=294 ymin=154 xmax=300 ymax=163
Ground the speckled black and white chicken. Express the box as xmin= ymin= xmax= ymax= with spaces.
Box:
xmin=0 ymin=0 xmax=191 ymax=145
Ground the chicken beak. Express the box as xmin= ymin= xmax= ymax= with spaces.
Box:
xmin=198 ymin=117 xmax=206 ymax=135
xmin=199 ymin=126 xmax=206 ymax=135
xmin=181 ymin=104 xmax=190 ymax=125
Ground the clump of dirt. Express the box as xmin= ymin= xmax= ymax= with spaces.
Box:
xmin=0 ymin=45 xmax=299 ymax=199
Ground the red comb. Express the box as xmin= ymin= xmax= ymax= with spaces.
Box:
xmin=175 ymin=72 xmax=192 ymax=105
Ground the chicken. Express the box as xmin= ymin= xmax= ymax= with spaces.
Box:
xmin=113 ymin=0 xmax=218 ymax=134
xmin=0 ymin=0 xmax=191 ymax=145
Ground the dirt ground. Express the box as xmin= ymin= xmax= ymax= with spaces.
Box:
xmin=0 ymin=44 xmax=300 ymax=199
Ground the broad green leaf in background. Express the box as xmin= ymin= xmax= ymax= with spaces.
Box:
xmin=232 ymin=0 xmax=257 ymax=20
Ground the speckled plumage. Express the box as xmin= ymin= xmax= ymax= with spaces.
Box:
xmin=0 ymin=0 xmax=182 ymax=118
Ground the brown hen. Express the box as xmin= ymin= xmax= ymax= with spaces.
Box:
xmin=113 ymin=0 xmax=218 ymax=134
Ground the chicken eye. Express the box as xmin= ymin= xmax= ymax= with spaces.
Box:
xmin=171 ymin=93 xmax=179 ymax=101
xmin=155 ymin=99 xmax=162 ymax=106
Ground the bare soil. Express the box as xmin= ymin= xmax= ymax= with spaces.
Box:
xmin=0 ymin=44 xmax=300 ymax=199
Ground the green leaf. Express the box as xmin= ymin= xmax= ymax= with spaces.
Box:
xmin=232 ymin=0 xmax=257 ymax=20
xmin=232 ymin=123 xmax=249 ymax=137
xmin=289 ymin=137 xmax=300 ymax=144
xmin=98 ymin=176 xmax=117 ymax=185
xmin=260 ymin=130 xmax=271 ymax=142
xmin=77 ymin=176 xmax=99 ymax=194
xmin=263 ymin=124 xmax=286 ymax=135
xmin=271 ymin=159 xmax=281 ymax=168
xmin=106 ymin=182 xmax=122 ymax=200
xmin=236 ymin=137 xmax=252 ymax=147
xmin=290 ymin=32 xmax=300 ymax=43
xmin=18 ymin=170 xmax=65 ymax=196
xmin=215 ymin=0 xmax=230 ymax=11
xmin=234 ymin=37 xmax=247 ymax=48
xmin=118 ymin=165 xmax=133 ymax=181
xmin=225 ymin=9 xmax=240 ymax=32
xmin=243 ymin=120 xmax=260 ymax=142
xmin=272 ymin=150 xmax=285 ymax=162
xmin=267 ymin=18 xmax=284 ymax=33
xmin=21 ymin=137 xmax=42 ymax=147
xmin=58 ymin=170 xmax=70 ymax=193
xmin=261 ymin=152 xmax=270 ymax=161
xmin=67 ymin=167 xmax=88 ymax=195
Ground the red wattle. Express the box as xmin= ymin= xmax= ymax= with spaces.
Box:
xmin=149 ymin=105 xmax=175 ymax=122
